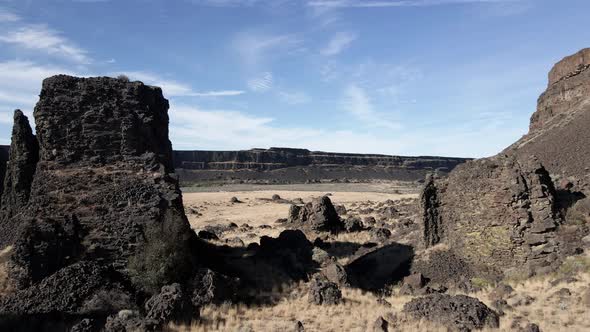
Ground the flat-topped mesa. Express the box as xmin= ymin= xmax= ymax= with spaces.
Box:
xmin=34 ymin=75 xmax=173 ymax=172
xmin=173 ymin=147 xmax=468 ymax=171
xmin=531 ymin=48 xmax=590 ymax=132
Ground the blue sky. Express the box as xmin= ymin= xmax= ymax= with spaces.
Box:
xmin=0 ymin=0 xmax=588 ymax=157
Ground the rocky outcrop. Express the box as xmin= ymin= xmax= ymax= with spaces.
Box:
xmin=0 ymin=110 xmax=39 ymax=243
xmin=421 ymin=48 xmax=590 ymax=278
xmin=422 ymin=156 xmax=561 ymax=276
xmin=0 ymin=75 xmax=197 ymax=328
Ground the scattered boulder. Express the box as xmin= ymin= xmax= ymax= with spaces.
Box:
xmin=370 ymin=228 xmax=391 ymax=242
xmin=230 ymin=196 xmax=240 ymax=203
xmin=311 ymin=247 xmax=331 ymax=265
xmin=403 ymin=293 xmax=499 ymax=331
xmin=308 ymin=275 xmax=342 ymax=305
xmin=145 ymin=284 xmax=193 ymax=325
xmin=344 ymin=216 xmax=363 ymax=232
xmin=323 ymin=262 xmax=348 ymax=286
xmin=287 ymin=196 xmax=344 ymax=232
xmin=403 ymin=272 xmax=426 ymax=289
xmin=272 ymin=194 xmax=281 ymax=201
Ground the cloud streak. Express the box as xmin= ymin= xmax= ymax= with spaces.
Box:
xmin=233 ymin=31 xmax=303 ymax=66
xmin=0 ymin=9 xmax=20 ymax=22
xmin=0 ymin=24 xmax=90 ymax=63
xmin=344 ymin=84 xmax=400 ymax=130
xmin=321 ymin=32 xmax=357 ymax=56
xmin=247 ymin=72 xmax=274 ymax=92
xmin=123 ymin=71 xmax=245 ymax=98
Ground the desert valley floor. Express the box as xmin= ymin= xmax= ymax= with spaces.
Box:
xmin=177 ymin=182 xmax=590 ymax=332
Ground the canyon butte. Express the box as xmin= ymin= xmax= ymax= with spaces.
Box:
xmin=0 ymin=48 xmax=587 ymax=332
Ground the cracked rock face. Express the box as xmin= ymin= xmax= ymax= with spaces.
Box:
xmin=422 ymin=156 xmax=561 ymax=276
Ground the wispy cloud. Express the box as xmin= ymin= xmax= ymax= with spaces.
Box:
xmin=307 ymin=0 xmax=522 ymax=8
xmin=247 ymin=72 xmax=274 ymax=92
xmin=169 ymin=103 xmax=406 ymax=153
xmin=278 ymin=90 xmax=312 ymax=105
xmin=123 ymin=71 xmax=245 ymax=97
xmin=233 ymin=31 xmax=303 ymax=66
xmin=344 ymin=84 xmax=400 ymax=130
xmin=0 ymin=60 xmax=81 ymax=122
xmin=321 ymin=32 xmax=357 ymax=56
xmin=0 ymin=24 xmax=90 ymax=63
xmin=0 ymin=9 xmax=20 ymax=22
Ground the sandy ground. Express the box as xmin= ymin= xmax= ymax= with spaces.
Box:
xmin=183 ymin=190 xmax=416 ymax=229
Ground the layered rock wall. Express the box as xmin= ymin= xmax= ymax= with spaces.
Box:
xmin=173 ymin=148 xmax=468 ymax=172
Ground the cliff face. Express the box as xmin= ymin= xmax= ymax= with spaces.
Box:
xmin=172 ymin=148 xmax=469 ymax=185
xmin=421 ymin=48 xmax=590 ymax=278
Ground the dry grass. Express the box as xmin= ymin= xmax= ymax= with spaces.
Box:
xmin=169 ymin=253 xmax=590 ymax=332
xmin=0 ymin=246 xmax=13 ymax=296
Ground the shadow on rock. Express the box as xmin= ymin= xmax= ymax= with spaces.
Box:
xmin=345 ymin=243 xmax=414 ymax=291
xmin=193 ymin=229 xmax=319 ymax=304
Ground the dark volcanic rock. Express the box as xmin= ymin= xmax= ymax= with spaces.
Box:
xmin=0 ymin=261 xmax=128 ymax=315
xmin=344 ymin=216 xmax=363 ymax=232
xmin=258 ymin=230 xmax=315 ymax=280
xmin=287 ymin=196 xmax=344 ymax=232
xmin=403 ymin=294 xmax=500 ymax=331
xmin=0 ymin=110 xmax=39 ymax=243
xmin=145 ymin=284 xmax=193 ymax=325
xmin=422 ymin=156 xmax=562 ymax=276
xmin=308 ymin=275 xmax=342 ymax=305
xmin=0 ymin=76 xmax=197 ymax=327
